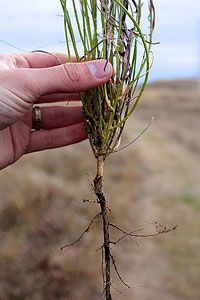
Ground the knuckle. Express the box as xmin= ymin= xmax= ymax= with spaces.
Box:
xmin=62 ymin=63 xmax=81 ymax=83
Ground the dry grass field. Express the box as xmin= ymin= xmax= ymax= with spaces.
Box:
xmin=0 ymin=79 xmax=199 ymax=300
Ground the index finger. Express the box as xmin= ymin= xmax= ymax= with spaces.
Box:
xmin=21 ymin=52 xmax=77 ymax=68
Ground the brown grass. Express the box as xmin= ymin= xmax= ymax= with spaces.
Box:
xmin=0 ymin=79 xmax=199 ymax=299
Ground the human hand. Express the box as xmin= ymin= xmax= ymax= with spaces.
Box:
xmin=0 ymin=52 xmax=112 ymax=170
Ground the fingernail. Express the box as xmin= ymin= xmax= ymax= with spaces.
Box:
xmin=88 ymin=60 xmax=112 ymax=79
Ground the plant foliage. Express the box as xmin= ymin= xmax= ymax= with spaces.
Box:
xmin=60 ymin=0 xmax=155 ymax=159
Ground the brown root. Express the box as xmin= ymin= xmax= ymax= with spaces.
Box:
xmin=94 ymin=156 xmax=112 ymax=300
xmin=61 ymin=155 xmax=178 ymax=300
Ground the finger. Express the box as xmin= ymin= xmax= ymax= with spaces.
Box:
xmin=26 ymin=122 xmax=87 ymax=153
xmin=5 ymin=59 xmax=113 ymax=97
xmin=21 ymin=52 xmax=77 ymax=68
xmin=30 ymin=106 xmax=84 ymax=129
xmin=36 ymin=92 xmax=81 ymax=104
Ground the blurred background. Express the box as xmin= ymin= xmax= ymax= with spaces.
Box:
xmin=0 ymin=1 xmax=200 ymax=299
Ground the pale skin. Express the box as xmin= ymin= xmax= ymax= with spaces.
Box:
xmin=0 ymin=52 xmax=112 ymax=170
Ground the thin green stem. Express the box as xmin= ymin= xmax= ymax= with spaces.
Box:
xmin=83 ymin=0 xmax=93 ymax=49
xmin=60 ymin=0 xmax=71 ymax=61
xmin=65 ymin=8 xmax=80 ymax=61
xmin=116 ymin=2 xmax=123 ymax=84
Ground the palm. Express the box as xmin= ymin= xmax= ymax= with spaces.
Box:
xmin=0 ymin=53 xmax=85 ymax=170
xmin=0 ymin=119 xmax=31 ymax=168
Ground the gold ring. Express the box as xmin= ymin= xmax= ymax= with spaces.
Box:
xmin=33 ymin=106 xmax=42 ymax=130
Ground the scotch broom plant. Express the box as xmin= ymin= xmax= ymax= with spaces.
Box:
xmin=60 ymin=1 xmax=156 ymax=299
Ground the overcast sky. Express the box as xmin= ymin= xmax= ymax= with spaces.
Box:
xmin=0 ymin=0 xmax=199 ymax=81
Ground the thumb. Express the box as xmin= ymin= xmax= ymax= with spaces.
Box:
xmin=3 ymin=59 xmax=113 ymax=98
